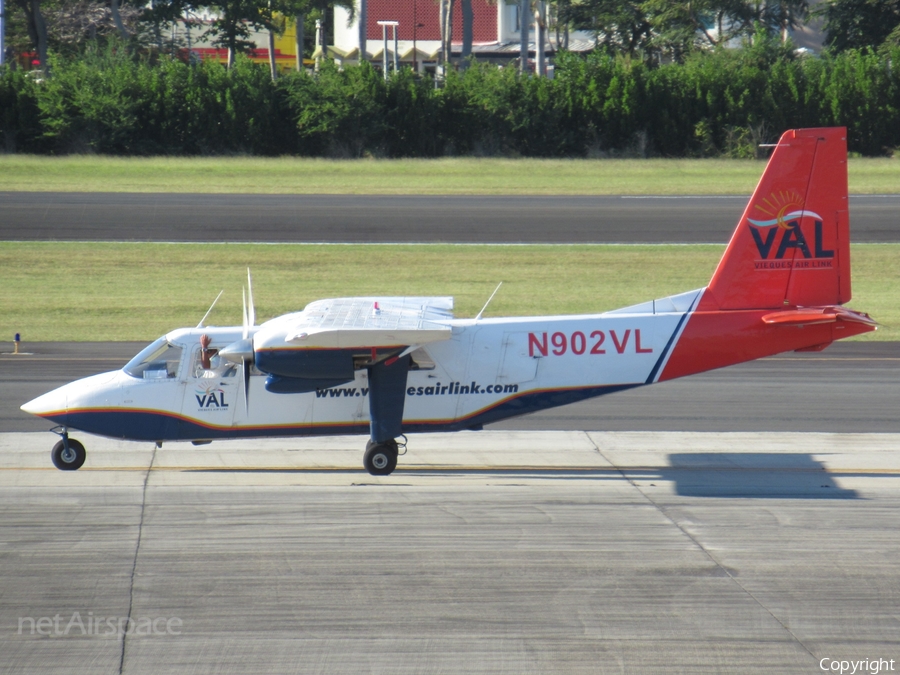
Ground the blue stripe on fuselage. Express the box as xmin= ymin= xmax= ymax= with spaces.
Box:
xmin=644 ymin=294 xmax=702 ymax=385
xmin=54 ymin=383 xmax=641 ymax=442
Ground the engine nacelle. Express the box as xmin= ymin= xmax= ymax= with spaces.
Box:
xmin=254 ymin=348 xmax=355 ymax=381
xmin=264 ymin=374 xmax=354 ymax=394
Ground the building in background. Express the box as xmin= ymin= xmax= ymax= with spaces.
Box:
xmin=332 ymin=0 xmax=594 ymax=72
xmin=166 ymin=1 xmax=827 ymax=75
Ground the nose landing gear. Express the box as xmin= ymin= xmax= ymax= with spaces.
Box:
xmin=50 ymin=427 xmax=86 ymax=471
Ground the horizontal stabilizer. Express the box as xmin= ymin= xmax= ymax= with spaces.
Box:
xmin=761 ymin=306 xmax=877 ymax=327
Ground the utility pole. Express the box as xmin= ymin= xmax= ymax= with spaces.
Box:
xmin=358 ymin=0 xmax=367 ymax=63
xmin=535 ymin=0 xmax=545 ymax=77
xmin=295 ymin=14 xmax=305 ymax=71
xmin=519 ymin=0 xmax=529 ymax=74
xmin=0 ymin=0 xmax=5 ymax=67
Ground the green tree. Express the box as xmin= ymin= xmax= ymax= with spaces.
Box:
xmin=563 ymin=0 xmax=812 ymax=61
xmin=643 ymin=0 xmax=807 ymax=60
xmin=205 ymin=0 xmax=275 ymax=66
xmin=10 ymin=0 xmax=50 ymax=67
xmin=561 ymin=0 xmax=653 ymax=58
xmin=139 ymin=0 xmax=195 ymax=51
xmin=819 ymin=0 xmax=900 ymax=53
xmin=755 ymin=0 xmax=809 ymax=43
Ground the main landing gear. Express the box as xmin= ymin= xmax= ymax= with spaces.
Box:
xmin=362 ymin=350 xmax=411 ymax=476
xmin=363 ymin=439 xmax=399 ymax=476
xmin=50 ymin=427 xmax=86 ymax=471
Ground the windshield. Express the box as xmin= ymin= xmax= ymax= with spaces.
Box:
xmin=124 ymin=337 xmax=184 ymax=380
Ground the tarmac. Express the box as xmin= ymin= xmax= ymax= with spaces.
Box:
xmin=3 ymin=429 xmax=899 ymax=673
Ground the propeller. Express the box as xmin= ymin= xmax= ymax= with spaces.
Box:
xmin=219 ymin=269 xmax=257 ymax=416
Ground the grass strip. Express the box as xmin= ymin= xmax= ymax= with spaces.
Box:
xmin=0 ymin=242 xmax=893 ymax=342
xmin=0 ymin=156 xmax=897 ymax=195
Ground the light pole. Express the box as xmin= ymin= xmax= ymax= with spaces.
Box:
xmin=315 ymin=19 xmax=323 ymax=71
xmin=377 ymin=20 xmax=398 ymax=80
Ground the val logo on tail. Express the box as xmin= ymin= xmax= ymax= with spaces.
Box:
xmin=747 ymin=192 xmax=833 ymax=262
xmin=22 ymin=127 xmax=876 ymax=475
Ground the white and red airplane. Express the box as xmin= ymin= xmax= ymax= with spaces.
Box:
xmin=22 ymin=127 xmax=876 ymax=474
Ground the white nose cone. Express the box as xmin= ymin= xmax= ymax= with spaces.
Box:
xmin=21 ymin=387 xmax=67 ymax=417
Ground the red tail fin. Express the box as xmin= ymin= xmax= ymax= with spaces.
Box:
xmin=703 ymin=127 xmax=850 ymax=310
xmin=658 ymin=128 xmax=874 ymax=383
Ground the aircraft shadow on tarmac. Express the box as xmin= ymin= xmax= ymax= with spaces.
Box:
xmin=182 ymin=452 xmax=860 ymax=498
xmin=664 ymin=453 xmax=859 ymax=499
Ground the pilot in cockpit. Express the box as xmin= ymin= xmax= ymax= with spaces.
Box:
xmin=195 ymin=334 xmax=237 ymax=378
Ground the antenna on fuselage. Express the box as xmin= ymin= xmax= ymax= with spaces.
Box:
xmin=246 ymin=268 xmax=256 ymax=329
xmin=475 ymin=282 xmax=503 ymax=321
xmin=197 ymin=290 xmax=225 ymax=328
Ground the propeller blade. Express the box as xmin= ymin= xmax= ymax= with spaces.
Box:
xmin=235 ymin=269 xmax=257 ymax=415
xmin=242 ymin=356 xmax=251 ymax=416
xmin=242 ymin=288 xmax=249 ymax=340
xmin=220 ymin=339 xmax=253 ymax=413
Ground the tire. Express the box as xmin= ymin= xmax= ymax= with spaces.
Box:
xmin=363 ymin=439 xmax=398 ymax=476
xmin=51 ymin=439 xmax=86 ymax=471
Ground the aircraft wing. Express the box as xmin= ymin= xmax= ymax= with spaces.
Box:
xmin=256 ymin=297 xmax=454 ymax=349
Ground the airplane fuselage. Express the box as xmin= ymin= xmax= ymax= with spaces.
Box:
xmin=25 ymin=284 xmax=870 ymax=445
xmin=27 ymin=290 xmax=706 ymax=443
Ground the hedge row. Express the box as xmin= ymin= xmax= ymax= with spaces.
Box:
xmin=1 ymin=42 xmax=899 ymax=157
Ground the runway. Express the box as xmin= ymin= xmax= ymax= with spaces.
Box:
xmin=3 ymin=430 xmax=900 ymax=673
xmin=2 ymin=192 xmax=899 ymax=243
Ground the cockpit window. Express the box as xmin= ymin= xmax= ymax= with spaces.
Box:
xmin=124 ymin=338 xmax=184 ymax=379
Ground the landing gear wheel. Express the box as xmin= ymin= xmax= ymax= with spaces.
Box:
xmin=51 ymin=439 xmax=86 ymax=471
xmin=364 ymin=439 xmax=398 ymax=476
